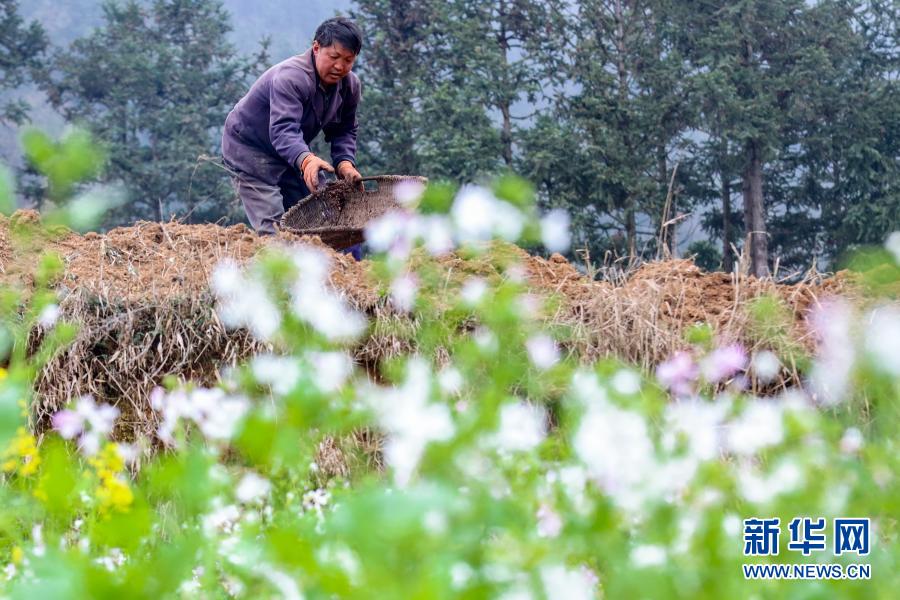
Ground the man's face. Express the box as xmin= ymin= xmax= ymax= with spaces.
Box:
xmin=312 ymin=40 xmax=357 ymax=85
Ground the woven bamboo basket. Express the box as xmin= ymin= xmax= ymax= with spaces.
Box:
xmin=280 ymin=175 xmax=427 ymax=250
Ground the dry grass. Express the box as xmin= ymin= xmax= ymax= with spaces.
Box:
xmin=0 ymin=215 xmax=854 ymax=449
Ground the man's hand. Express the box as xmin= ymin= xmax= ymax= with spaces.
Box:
xmin=337 ymin=160 xmax=363 ymax=191
xmin=299 ymin=153 xmax=334 ymax=192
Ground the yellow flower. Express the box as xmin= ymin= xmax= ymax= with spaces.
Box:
xmin=96 ymin=476 xmax=134 ymax=514
xmin=0 ymin=367 xmax=7 ymax=381
xmin=11 ymin=547 xmax=23 ymax=564
xmin=1 ymin=428 xmax=41 ymax=477
xmin=90 ymin=444 xmax=133 ymax=515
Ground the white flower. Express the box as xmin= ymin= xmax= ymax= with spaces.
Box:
xmin=152 ymin=387 xmax=249 ymax=445
xmin=864 ymin=307 xmax=900 ymax=376
xmin=516 ymin=294 xmax=541 ymax=320
xmin=211 ymin=259 xmax=242 ymax=297
xmin=32 ymin=524 xmax=45 ymax=557
xmin=574 ymin=400 xmax=656 ymax=510
xmin=423 ymin=509 xmax=448 ymax=535
xmin=451 ymin=186 xmax=495 ymax=242
xmin=886 ymin=231 xmax=900 ymax=264
xmin=421 ymin=215 xmax=455 ymax=256
xmin=197 ymin=394 xmax=250 ymax=441
xmin=630 ymin=544 xmax=667 ymax=568
xmin=302 ymin=488 xmax=330 ymax=512
xmin=738 ymin=460 xmax=803 ymax=504
xmin=540 ymin=564 xmax=595 ymax=600
xmin=526 ymin=335 xmax=560 ymax=370
xmin=536 ymin=504 xmax=563 ymax=538
xmin=290 ymin=245 xmax=330 ymax=285
xmin=840 ymin=427 xmax=863 ymax=454
xmin=473 ymin=327 xmax=498 ymax=353
xmin=251 ymin=354 xmax=301 ymax=396
xmin=725 ymin=401 xmax=784 ymax=455
xmin=460 ymin=277 xmax=488 ymax=306
xmin=95 ymin=548 xmax=126 ymax=572
xmin=492 ymin=200 xmax=526 ymax=242
xmin=236 ymin=472 xmax=271 ymax=504
xmin=540 ymin=209 xmax=572 ymax=253
xmin=450 ymin=562 xmax=474 ymax=589
xmin=571 ymin=370 xmax=607 ymax=406
xmin=309 ymin=351 xmax=354 ymax=392
xmin=367 ymin=359 xmax=455 ymax=486
xmin=394 ymin=179 xmax=425 ymax=207
xmin=809 ymin=300 xmax=855 ymax=405
xmin=451 ymin=186 xmax=524 ymax=244
xmin=115 ymin=442 xmax=139 ymax=467
xmin=390 ymin=274 xmax=418 ymax=313
xmin=492 ymin=402 xmax=546 ymax=453
xmin=553 ymin=466 xmax=590 ymax=514
xmin=38 ymin=303 xmax=61 ymax=328
xmin=288 ymin=245 xmax=367 ymax=342
xmin=438 ymin=367 xmax=463 ymax=395
xmin=212 ymin=260 xmax=281 ymax=341
xmin=663 ymin=399 xmax=728 ymax=462
xmin=723 ymin=514 xmax=742 ymax=537
xmin=293 ymin=294 xmax=367 ymax=342
xmin=203 ymin=503 xmax=241 ymax=536
xmin=365 ymin=210 xmax=414 ymax=258
xmin=611 ymin=369 xmax=641 ymax=395
xmin=751 ymin=351 xmax=782 ymax=384
xmin=261 ymin=568 xmax=303 ymax=600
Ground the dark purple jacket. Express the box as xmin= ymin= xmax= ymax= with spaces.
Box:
xmin=222 ymin=49 xmax=360 ymax=186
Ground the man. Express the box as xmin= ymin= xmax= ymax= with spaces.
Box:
xmin=222 ymin=17 xmax=363 ymax=235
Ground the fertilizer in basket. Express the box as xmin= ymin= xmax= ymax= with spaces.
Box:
xmin=280 ymin=175 xmax=428 ymax=251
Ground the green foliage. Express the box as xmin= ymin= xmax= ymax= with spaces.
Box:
xmin=38 ymin=0 xmax=267 ymax=226
xmin=686 ymin=240 xmax=723 ymax=273
xmin=21 ymin=129 xmax=103 ymax=201
xmin=351 ymin=0 xmax=566 ymax=183
xmin=0 ymin=0 xmax=48 ymax=125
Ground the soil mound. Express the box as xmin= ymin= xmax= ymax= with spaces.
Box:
xmin=0 ymin=212 xmax=854 ymax=441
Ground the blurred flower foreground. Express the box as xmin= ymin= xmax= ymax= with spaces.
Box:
xmin=0 ymin=132 xmax=898 ymax=599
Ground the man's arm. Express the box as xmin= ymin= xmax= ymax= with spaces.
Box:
xmin=269 ymin=73 xmax=312 ymax=169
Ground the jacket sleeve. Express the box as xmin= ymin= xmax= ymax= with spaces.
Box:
xmin=325 ymin=78 xmax=360 ymax=167
xmin=269 ymin=73 xmax=311 ymax=168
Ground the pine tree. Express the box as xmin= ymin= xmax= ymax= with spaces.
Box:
xmin=523 ymin=0 xmax=692 ymax=261
xmin=350 ymin=0 xmax=565 ymax=183
xmin=41 ymin=0 xmax=265 ymax=225
xmin=0 ymin=0 xmax=48 ymax=124
xmin=349 ymin=0 xmax=434 ymax=176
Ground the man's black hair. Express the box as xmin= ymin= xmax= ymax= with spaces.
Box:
xmin=314 ymin=17 xmax=363 ymax=55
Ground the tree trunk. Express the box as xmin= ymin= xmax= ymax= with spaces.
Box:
xmin=658 ymin=147 xmax=673 ymax=255
xmin=742 ymin=139 xmax=769 ymax=277
xmin=721 ymin=174 xmax=733 ymax=272
xmin=614 ymin=0 xmax=636 ymax=259
xmin=500 ymin=102 xmax=513 ymax=167
xmin=497 ymin=0 xmax=513 ymax=167
xmin=626 ymin=202 xmax=637 ymax=258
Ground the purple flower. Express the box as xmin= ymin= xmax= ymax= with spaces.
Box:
xmin=51 ymin=395 xmax=119 ymax=456
xmin=700 ymin=344 xmax=748 ymax=383
xmin=656 ymin=352 xmax=699 ymax=396
xmin=51 ymin=410 xmax=84 ymax=440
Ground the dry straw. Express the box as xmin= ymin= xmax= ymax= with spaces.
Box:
xmin=0 ymin=213 xmax=851 ymax=447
